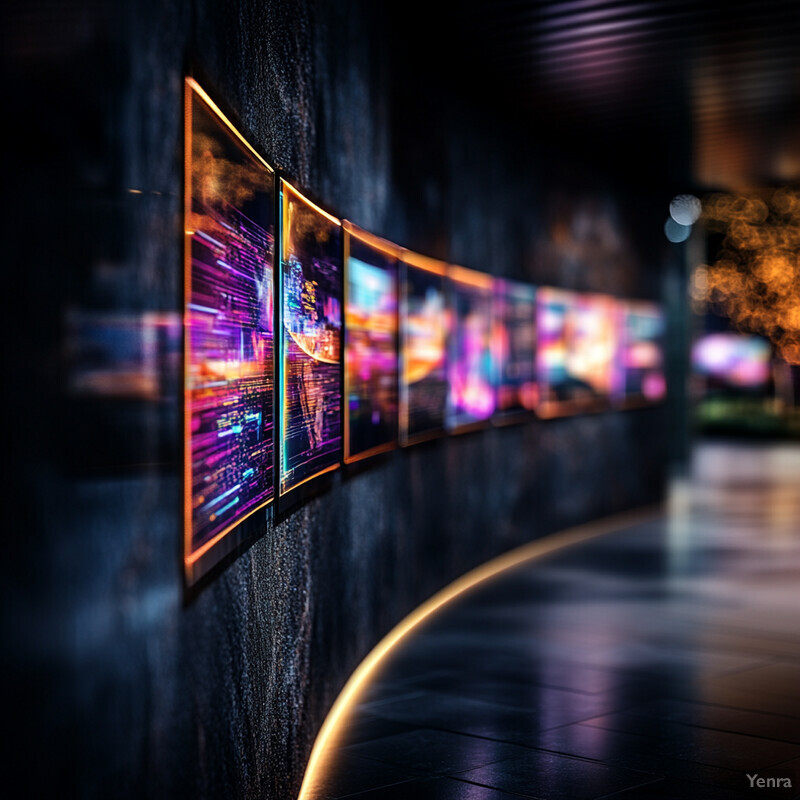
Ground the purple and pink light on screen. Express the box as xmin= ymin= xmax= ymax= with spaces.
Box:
xmin=185 ymin=81 xmax=275 ymax=565
xmin=344 ymin=229 xmax=399 ymax=462
xmin=447 ymin=267 xmax=495 ymax=430
xmin=280 ymin=183 xmax=343 ymax=495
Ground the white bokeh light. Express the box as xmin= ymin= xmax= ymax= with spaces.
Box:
xmin=670 ymin=194 xmax=702 ymax=226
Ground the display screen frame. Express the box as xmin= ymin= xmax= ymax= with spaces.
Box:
xmin=277 ymin=178 xmax=343 ymax=511
xmin=342 ymin=221 xmax=401 ymax=464
xmin=183 ymin=77 xmax=276 ymax=587
xmin=446 ymin=264 xmax=496 ymax=434
xmin=491 ymin=277 xmax=538 ymax=426
xmin=536 ymin=287 xmax=620 ymax=418
xmin=398 ymin=250 xmax=449 ymax=447
xmin=617 ymin=299 xmax=667 ymax=409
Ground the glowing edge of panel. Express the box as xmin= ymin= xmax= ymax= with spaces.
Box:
xmin=448 ymin=262 xmax=494 ymax=290
xmin=279 ymin=179 xmax=342 ymax=498
xmin=343 ymin=222 xmax=402 ymax=464
xmin=183 ymin=77 xmax=276 ymax=586
xmin=296 ymin=504 xmax=662 ymax=800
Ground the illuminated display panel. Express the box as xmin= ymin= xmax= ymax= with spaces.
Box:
xmin=536 ymin=288 xmax=619 ymax=417
xmin=280 ymin=181 xmax=342 ymax=496
xmin=446 ymin=265 xmax=495 ymax=432
xmin=692 ymin=333 xmax=770 ymax=389
xmin=399 ymin=252 xmax=448 ymax=446
xmin=619 ymin=300 xmax=667 ymax=406
xmin=343 ymin=223 xmax=399 ymax=463
xmin=492 ymin=278 xmax=537 ymax=421
xmin=184 ymin=78 xmax=275 ymax=584
xmin=571 ymin=293 xmax=620 ymax=401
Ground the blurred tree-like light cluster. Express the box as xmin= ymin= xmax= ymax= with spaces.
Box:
xmin=691 ymin=188 xmax=800 ymax=364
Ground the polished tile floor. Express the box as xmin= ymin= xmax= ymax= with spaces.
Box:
xmin=307 ymin=442 xmax=800 ymax=799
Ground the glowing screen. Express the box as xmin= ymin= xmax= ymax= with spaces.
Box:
xmin=400 ymin=253 xmax=448 ymax=445
xmin=280 ymin=181 xmax=342 ymax=494
xmin=184 ymin=78 xmax=274 ymax=575
xmin=536 ymin=288 xmax=619 ymax=416
xmin=492 ymin=279 xmax=537 ymax=418
xmin=447 ymin=265 xmax=495 ymax=430
xmin=344 ymin=225 xmax=399 ymax=462
xmin=692 ymin=333 xmax=771 ymax=388
xmin=570 ymin=293 xmax=619 ymax=398
xmin=620 ymin=301 xmax=667 ymax=404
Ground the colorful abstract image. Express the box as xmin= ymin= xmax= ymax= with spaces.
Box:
xmin=492 ymin=278 xmax=538 ymax=420
xmin=280 ymin=182 xmax=343 ymax=495
xmin=620 ymin=300 xmax=667 ymax=405
xmin=536 ymin=288 xmax=619 ymax=417
xmin=447 ymin=265 xmax=495 ymax=431
xmin=184 ymin=79 xmax=275 ymax=577
xmin=399 ymin=253 xmax=449 ymax=445
xmin=344 ymin=224 xmax=399 ymax=462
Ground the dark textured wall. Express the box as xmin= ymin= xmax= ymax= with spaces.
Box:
xmin=5 ymin=1 xmax=672 ymax=798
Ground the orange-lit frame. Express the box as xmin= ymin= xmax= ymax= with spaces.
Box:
xmin=398 ymin=249 xmax=449 ymax=447
xmin=183 ymin=77 xmax=276 ymax=586
xmin=342 ymin=221 xmax=402 ymax=464
xmin=278 ymin=180 xmax=342 ymax=500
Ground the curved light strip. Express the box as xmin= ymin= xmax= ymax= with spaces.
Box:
xmin=297 ymin=504 xmax=661 ymax=799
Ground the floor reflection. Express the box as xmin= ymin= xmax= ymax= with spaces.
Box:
xmin=307 ymin=441 xmax=800 ymax=799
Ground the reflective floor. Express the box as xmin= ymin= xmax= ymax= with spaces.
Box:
xmin=306 ymin=442 xmax=800 ymax=799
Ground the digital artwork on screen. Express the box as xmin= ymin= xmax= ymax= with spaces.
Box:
xmin=570 ymin=293 xmax=620 ymax=401
xmin=492 ymin=278 xmax=537 ymax=421
xmin=619 ymin=300 xmax=667 ymax=406
xmin=536 ymin=288 xmax=619 ymax=417
xmin=280 ymin=181 xmax=342 ymax=496
xmin=399 ymin=253 xmax=448 ymax=445
xmin=447 ymin=265 xmax=495 ymax=431
xmin=344 ymin=223 xmax=399 ymax=463
xmin=184 ymin=78 xmax=275 ymax=582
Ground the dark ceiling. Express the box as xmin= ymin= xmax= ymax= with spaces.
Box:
xmin=390 ymin=0 xmax=800 ymax=192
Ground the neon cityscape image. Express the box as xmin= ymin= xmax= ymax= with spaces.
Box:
xmin=280 ymin=182 xmax=343 ymax=495
xmin=344 ymin=225 xmax=399 ymax=462
xmin=184 ymin=79 xmax=275 ymax=574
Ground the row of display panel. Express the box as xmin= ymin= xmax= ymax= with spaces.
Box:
xmin=184 ymin=78 xmax=666 ymax=584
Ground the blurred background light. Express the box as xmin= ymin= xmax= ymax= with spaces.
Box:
xmin=670 ymin=194 xmax=702 ymax=225
xmin=665 ymin=216 xmax=691 ymax=242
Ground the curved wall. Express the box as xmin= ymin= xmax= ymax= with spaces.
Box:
xmin=6 ymin=1 xmax=672 ymax=798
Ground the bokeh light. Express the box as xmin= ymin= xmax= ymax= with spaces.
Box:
xmin=670 ymin=194 xmax=702 ymax=226
xmin=665 ymin=217 xmax=691 ymax=243
xmin=695 ymin=188 xmax=800 ymax=365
